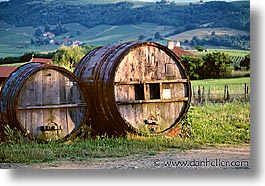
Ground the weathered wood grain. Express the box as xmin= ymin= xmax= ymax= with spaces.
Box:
xmin=0 ymin=63 xmax=88 ymax=141
xmin=74 ymin=41 xmax=191 ymax=136
xmin=114 ymin=44 xmax=190 ymax=134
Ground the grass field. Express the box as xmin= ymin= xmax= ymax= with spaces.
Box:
xmin=0 ymin=77 xmax=251 ymax=163
xmin=0 ymin=76 xmax=250 ymax=163
xmin=0 ymin=21 xmax=59 ymax=57
xmin=0 ymin=18 xmax=250 ymax=58
xmin=190 ymin=102 xmax=249 ymax=144
xmin=167 ymin=27 xmax=249 ymax=43
xmin=64 ymin=23 xmax=173 ymax=46
xmin=0 ymin=22 xmax=174 ymax=57
xmin=191 ymin=77 xmax=250 ymax=103
xmin=0 ymin=101 xmax=250 ymax=163
xmin=193 ymin=49 xmax=249 ymax=58
xmin=191 ymin=77 xmax=250 ymax=89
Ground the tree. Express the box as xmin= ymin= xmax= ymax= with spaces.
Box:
xmin=34 ymin=28 xmax=42 ymax=38
xmin=240 ymin=54 xmax=250 ymax=70
xmin=82 ymin=45 xmax=97 ymax=54
xmin=180 ymin=55 xmax=205 ymax=80
xmin=44 ymin=24 xmax=50 ymax=32
xmin=52 ymin=23 xmax=68 ymax=36
xmin=138 ymin=34 xmax=145 ymax=40
xmin=76 ymin=30 xmax=81 ymax=36
xmin=202 ymin=52 xmax=232 ymax=78
xmin=52 ymin=46 xmax=85 ymax=71
xmin=154 ymin=32 xmax=161 ymax=39
xmin=31 ymin=38 xmax=35 ymax=45
xmin=195 ymin=45 xmax=204 ymax=52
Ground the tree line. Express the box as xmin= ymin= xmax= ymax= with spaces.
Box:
xmin=180 ymin=52 xmax=250 ymax=80
xmin=0 ymin=45 xmax=96 ymax=71
xmin=0 ymin=44 xmax=250 ymax=80
xmin=183 ymin=34 xmax=250 ymax=50
xmin=52 ymin=46 xmax=250 ymax=78
xmin=0 ymin=1 xmax=250 ymax=32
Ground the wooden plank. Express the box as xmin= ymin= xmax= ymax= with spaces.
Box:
xmin=114 ymin=79 xmax=188 ymax=85
xmin=116 ymin=97 xmax=189 ymax=105
xmin=18 ymin=103 xmax=88 ymax=110
xmin=58 ymin=73 xmax=68 ymax=135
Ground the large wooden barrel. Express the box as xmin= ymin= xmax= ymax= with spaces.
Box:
xmin=0 ymin=62 xmax=89 ymax=141
xmin=75 ymin=41 xmax=191 ymax=136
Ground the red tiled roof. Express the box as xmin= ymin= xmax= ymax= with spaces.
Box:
xmin=30 ymin=58 xmax=52 ymax=64
xmin=0 ymin=66 xmax=17 ymax=78
xmin=171 ymin=46 xmax=196 ymax=57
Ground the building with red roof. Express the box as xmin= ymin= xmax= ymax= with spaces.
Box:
xmin=167 ymin=40 xmax=196 ymax=57
xmin=1 ymin=57 xmax=52 ymax=86
xmin=0 ymin=66 xmax=17 ymax=84
xmin=30 ymin=57 xmax=52 ymax=64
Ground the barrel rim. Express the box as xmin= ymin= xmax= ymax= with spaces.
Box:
xmin=111 ymin=41 xmax=192 ymax=134
xmin=0 ymin=63 xmax=47 ymax=130
xmin=73 ymin=41 xmax=191 ymax=136
xmin=0 ymin=62 xmax=90 ymax=141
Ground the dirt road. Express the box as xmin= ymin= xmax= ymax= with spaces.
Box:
xmin=1 ymin=144 xmax=250 ymax=169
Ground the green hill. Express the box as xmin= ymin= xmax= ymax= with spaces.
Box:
xmin=166 ymin=27 xmax=249 ymax=42
xmin=0 ymin=0 xmax=249 ymax=30
xmin=0 ymin=0 xmax=250 ymax=57
xmin=0 ymin=22 xmax=250 ymax=58
xmin=0 ymin=21 xmax=174 ymax=57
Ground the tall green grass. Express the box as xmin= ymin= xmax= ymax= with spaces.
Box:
xmin=0 ymin=101 xmax=250 ymax=164
xmin=0 ymin=136 xmax=200 ymax=164
xmin=190 ymin=102 xmax=250 ymax=144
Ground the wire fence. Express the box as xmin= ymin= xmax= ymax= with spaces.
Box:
xmin=191 ymin=83 xmax=250 ymax=105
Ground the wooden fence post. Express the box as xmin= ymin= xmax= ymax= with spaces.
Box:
xmin=226 ymin=84 xmax=230 ymax=101
xmin=244 ymin=83 xmax=249 ymax=101
xmin=207 ymin=87 xmax=211 ymax=103
xmin=223 ymin=84 xmax=230 ymax=102
xmin=198 ymin=86 xmax=201 ymax=105
xmin=191 ymin=82 xmax=249 ymax=105
xmin=202 ymin=86 xmax=205 ymax=105
xmin=224 ymin=85 xmax=227 ymax=101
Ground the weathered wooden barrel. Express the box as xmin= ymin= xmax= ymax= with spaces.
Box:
xmin=75 ymin=41 xmax=191 ymax=136
xmin=0 ymin=62 xmax=89 ymax=141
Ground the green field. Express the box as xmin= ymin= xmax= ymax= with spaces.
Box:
xmin=191 ymin=77 xmax=250 ymax=95
xmin=193 ymin=49 xmax=249 ymax=57
xmin=0 ymin=21 xmax=59 ymax=57
xmin=167 ymin=27 xmax=249 ymax=43
xmin=0 ymin=18 xmax=250 ymax=58
xmin=0 ymin=101 xmax=249 ymax=163
xmin=191 ymin=49 xmax=250 ymax=67
xmin=0 ymin=21 xmax=175 ymax=58
xmin=191 ymin=77 xmax=250 ymax=88
xmin=191 ymin=77 xmax=250 ymax=104
xmin=0 ymin=75 xmax=250 ymax=163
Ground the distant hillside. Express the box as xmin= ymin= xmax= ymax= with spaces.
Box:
xmin=0 ymin=0 xmax=250 ymax=57
xmin=0 ymin=0 xmax=249 ymax=31
xmin=166 ymin=27 xmax=250 ymax=49
xmin=0 ymin=21 xmax=250 ymax=58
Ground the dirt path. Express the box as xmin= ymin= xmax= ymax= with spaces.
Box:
xmin=1 ymin=144 xmax=250 ymax=169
